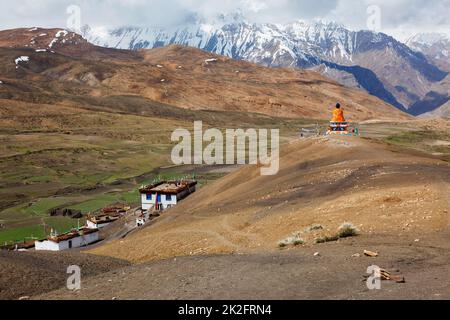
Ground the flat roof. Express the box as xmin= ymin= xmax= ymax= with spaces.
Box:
xmin=88 ymin=213 xmax=121 ymax=224
xmin=102 ymin=204 xmax=130 ymax=213
xmin=139 ymin=180 xmax=197 ymax=195
xmin=40 ymin=227 xmax=99 ymax=244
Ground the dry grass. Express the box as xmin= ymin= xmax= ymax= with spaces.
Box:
xmin=338 ymin=222 xmax=360 ymax=238
xmin=314 ymin=223 xmax=359 ymax=244
xmin=278 ymin=232 xmax=304 ymax=248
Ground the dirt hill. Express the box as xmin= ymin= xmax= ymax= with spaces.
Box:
xmin=37 ymin=234 xmax=450 ymax=300
xmin=0 ymin=28 xmax=410 ymax=121
xmin=31 ymin=132 xmax=450 ymax=300
xmin=89 ymin=135 xmax=450 ymax=263
xmin=0 ymin=27 xmax=138 ymax=60
xmin=0 ymin=250 xmax=129 ymax=300
xmin=135 ymin=45 xmax=410 ymax=120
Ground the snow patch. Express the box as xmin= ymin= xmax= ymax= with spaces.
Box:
xmin=204 ymin=58 xmax=218 ymax=64
xmin=15 ymin=56 xmax=30 ymax=65
xmin=35 ymin=49 xmax=47 ymax=52
xmin=200 ymin=24 xmax=215 ymax=34
xmin=56 ymin=30 xmax=69 ymax=38
xmin=48 ymin=30 xmax=69 ymax=48
xmin=48 ymin=38 xmax=58 ymax=48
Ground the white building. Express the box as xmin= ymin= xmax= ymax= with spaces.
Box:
xmin=136 ymin=211 xmax=150 ymax=227
xmin=86 ymin=214 xmax=120 ymax=229
xmin=140 ymin=180 xmax=197 ymax=211
xmin=35 ymin=228 xmax=99 ymax=251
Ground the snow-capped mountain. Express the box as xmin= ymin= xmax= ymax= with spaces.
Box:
xmin=82 ymin=17 xmax=449 ymax=115
xmin=407 ymin=33 xmax=450 ymax=72
xmin=82 ymin=19 xmax=393 ymax=68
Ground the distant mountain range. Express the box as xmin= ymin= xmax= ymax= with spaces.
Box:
xmin=0 ymin=27 xmax=409 ymax=122
xmin=81 ymin=14 xmax=450 ymax=116
xmin=407 ymin=33 xmax=450 ymax=72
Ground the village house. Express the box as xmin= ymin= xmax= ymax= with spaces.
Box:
xmin=34 ymin=227 xmax=99 ymax=251
xmin=139 ymin=180 xmax=197 ymax=211
xmin=86 ymin=213 xmax=121 ymax=229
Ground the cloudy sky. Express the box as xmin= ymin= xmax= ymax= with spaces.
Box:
xmin=0 ymin=0 xmax=449 ymax=41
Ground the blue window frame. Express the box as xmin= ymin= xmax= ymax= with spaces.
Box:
xmin=165 ymin=194 xmax=173 ymax=201
xmin=146 ymin=194 xmax=153 ymax=201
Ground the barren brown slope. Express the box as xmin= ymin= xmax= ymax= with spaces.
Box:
xmin=89 ymin=136 xmax=450 ymax=263
xmin=0 ymin=250 xmax=130 ymax=300
xmin=0 ymin=27 xmax=410 ymax=121
xmin=37 ymin=234 xmax=450 ymax=300
xmin=0 ymin=27 xmax=139 ymax=60
xmin=133 ymin=45 xmax=410 ymax=121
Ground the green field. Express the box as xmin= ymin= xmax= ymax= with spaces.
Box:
xmin=0 ymin=169 xmax=229 ymax=243
xmin=0 ymin=217 xmax=86 ymax=244
xmin=385 ymin=129 xmax=450 ymax=158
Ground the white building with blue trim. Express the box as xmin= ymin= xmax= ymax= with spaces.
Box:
xmin=139 ymin=180 xmax=197 ymax=211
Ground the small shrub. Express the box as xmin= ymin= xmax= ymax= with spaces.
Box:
xmin=315 ymin=222 xmax=359 ymax=244
xmin=338 ymin=222 xmax=359 ymax=238
xmin=315 ymin=235 xmax=340 ymax=244
xmin=305 ymin=224 xmax=324 ymax=232
xmin=278 ymin=232 xmax=304 ymax=248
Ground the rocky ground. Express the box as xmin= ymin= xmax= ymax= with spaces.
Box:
xmin=1 ymin=129 xmax=449 ymax=300
xmin=89 ymin=136 xmax=450 ymax=264
xmin=0 ymin=250 xmax=129 ymax=300
xmin=36 ymin=234 xmax=450 ymax=300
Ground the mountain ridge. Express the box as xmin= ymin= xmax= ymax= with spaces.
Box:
xmin=81 ymin=19 xmax=449 ymax=116
xmin=0 ymin=27 xmax=410 ymax=122
xmin=407 ymin=33 xmax=450 ymax=72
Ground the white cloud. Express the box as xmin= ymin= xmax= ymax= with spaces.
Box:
xmin=242 ymin=0 xmax=268 ymax=13
xmin=0 ymin=0 xmax=448 ymax=41
xmin=324 ymin=0 xmax=450 ymax=40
